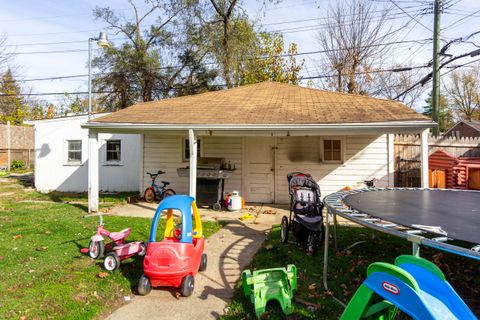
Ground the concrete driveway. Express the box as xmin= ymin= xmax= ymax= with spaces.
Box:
xmin=105 ymin=203 xmax=286 ymax=320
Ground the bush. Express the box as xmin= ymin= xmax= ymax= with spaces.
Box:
xmin=10 ymin=160 xmax=25 ymax=171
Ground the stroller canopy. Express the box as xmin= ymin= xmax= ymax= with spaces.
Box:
xmin=287 ymin=172 xmax=322 ymax=202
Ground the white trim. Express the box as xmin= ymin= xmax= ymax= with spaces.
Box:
xmin=82 ymin=120 xmax=435 ymax=131
xmin=420 ymin=129 xmax=429 ymax=188
xmin=188 ymin=130 xmax=197 ymax=198
xmin=139 ymin=134 xmax=144 ymax=194
xmin=387 ymin=133 xmax=395 ymax=187
xmin=88 ymin=130 xmax=99 ymax=213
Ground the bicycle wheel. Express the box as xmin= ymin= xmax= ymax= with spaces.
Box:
xmin=160 ymin=188 xmax=176 ymax=201
xmin=143 ymin=187 xmax=156 ymax=203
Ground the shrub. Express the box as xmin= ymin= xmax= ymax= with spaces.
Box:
xmin=10 ymin=160 xmax=25 ymax=171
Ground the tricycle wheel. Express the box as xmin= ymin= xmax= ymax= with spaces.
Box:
xmin=143 ymin=188 xmax=155 ymax=203
xmin=88 ymin=240 xmax=104 ymax=259
xmin=137 ymin=274 xmax=152 ymax=296
xmin=180 ymin=275 xmax=195 ymax=297
xmin=280 ymin=216 xmax=289 ymax=244
xmin=104 ymin=252 xmax=120 ymax=271
xmin=137 ymin=242 xmax=147 ymax=257
xmin=199 ymin=253 xmax=207 ymax=272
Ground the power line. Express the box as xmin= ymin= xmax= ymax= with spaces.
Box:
xmin=442 ymin=8 xmax=480 ymax=30
xmin=388 ymin=0 xmax=432 ymax=32
xmin=3 ymin=38 xmax=432 ymax=83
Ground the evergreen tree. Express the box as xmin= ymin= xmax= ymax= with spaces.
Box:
xmin=0 ymin=69 xmax=28 ymax=125
xmin=423 ymin=92 xmax=454 ymax=133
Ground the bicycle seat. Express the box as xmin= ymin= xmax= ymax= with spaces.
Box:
xmin=161 ymin=181 xmax=170 ymax=186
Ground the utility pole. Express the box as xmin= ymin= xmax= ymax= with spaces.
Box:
xmin=431 ymin=0 xmax=442 ymax=136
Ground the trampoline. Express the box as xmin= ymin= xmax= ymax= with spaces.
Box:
xmin=322 ymin=187 xmax=480 ymax=305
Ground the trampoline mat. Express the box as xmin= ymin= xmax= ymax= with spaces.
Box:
xmin=343 ymin=189 xmax=480 ymax=245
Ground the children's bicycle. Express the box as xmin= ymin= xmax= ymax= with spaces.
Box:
xmin=143 ymin=170 xmax=176 ymax=203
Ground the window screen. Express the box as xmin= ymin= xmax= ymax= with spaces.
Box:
xmin=67 ymin=140 xmax=82 ymax=163
xmin=106 ymin=140 xmax=121 ymax=162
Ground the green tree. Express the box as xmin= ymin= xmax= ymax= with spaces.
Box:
xmin=93 ymin=0 xmax=217 ymax=110
xmin=0 ymin=69 xmax=28 ymax=125
xmin=241 ymin=32 xmax=303 ymax=85
xmin=423 ymin=92 xmax=454 ymax=133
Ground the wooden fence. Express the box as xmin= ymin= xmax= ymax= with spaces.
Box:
xmin=0 ymin=122 xmax=35 ymax=170
xmin=394 ymin=134 xmax=480 ymax=187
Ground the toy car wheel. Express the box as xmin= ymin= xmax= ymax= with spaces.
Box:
xmin=199 ymin=253 xmax=207 ymax=272
xmin=88 ymin=240 xmax=104 ymax=259
xmin=144 ymin=188 xmax=156 ymax=203
xmin=212 ymin=202 xmax=222 ymax=211
xmin=104 ymin=252 xmax=120 ymax=272
xmin=137 ymin=242 xmax=147 ymax=257
xmin=280 ymin=216 xmax=289 ymax=244
xmin=137 ymin=274 xmax=152 ymax=296
xmin=180 ymin=275 xmax=195 ymax=297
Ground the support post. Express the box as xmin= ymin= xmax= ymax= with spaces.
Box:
xmin=420 ymin=129 xmax=429 ymax=188
xmin=188 ymin=129 xmax=197 ymax=198
xmin=88 ymin=130 xmax=99 ymax=213
xmin=387 ymin=133 xmax=395 ymax=187
xmin=6 ymin=120 xmax=11 ymax=171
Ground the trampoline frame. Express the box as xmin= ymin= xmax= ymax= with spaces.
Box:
xmin=322 ymin=187 xmax=480 ymax=303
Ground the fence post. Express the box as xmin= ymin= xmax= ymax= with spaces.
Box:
xmin=6 ymin=121 xmax=11 ymax=171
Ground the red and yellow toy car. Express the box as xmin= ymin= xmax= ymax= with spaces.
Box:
xmin=137 ymin=195 xmax=207 ymax=297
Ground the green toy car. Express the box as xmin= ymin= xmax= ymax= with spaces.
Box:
xmin=242 ymin=265 xmax=297 ymax=318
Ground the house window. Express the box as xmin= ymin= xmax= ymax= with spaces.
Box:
xmin=183 ymin=138 xmax=201 ymax=162
xmin=323 ymin=139 xmax=342 ymax=162
xmin=106 ymin=140 xmax=121 ymax=162
xmin=67 ymin=140 xmax=82 ymax=164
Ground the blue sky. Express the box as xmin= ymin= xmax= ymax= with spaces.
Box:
xmin=1 ymin=0 xmax=479 ymax=106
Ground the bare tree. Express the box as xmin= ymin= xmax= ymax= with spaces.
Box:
xmin=444 ymin=67 xmax=480 ymax=121
xmin=373 ymin=64 xmax=427 ymax=108
xmin=0 ymin=35 xmax=13 ymax=71
xmin=317 ymin=0 xmax=393 ymax=94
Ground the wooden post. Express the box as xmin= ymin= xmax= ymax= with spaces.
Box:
xmin=88 ymin=130 xmax=99 ymax=213
xmin=420 ymin=129 xmax=429 ymax=188
xmin=6 ymin=121 xmax=11 ymax=171
xmin=188 ymin=129 xmax=197 ymax=198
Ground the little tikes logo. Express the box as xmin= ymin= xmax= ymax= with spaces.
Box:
xmin=382 ymin=281 xmax=400 ymax=295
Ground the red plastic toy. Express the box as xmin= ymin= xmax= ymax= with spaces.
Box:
xmin=137 ymin=195 xmax=207 ymax=297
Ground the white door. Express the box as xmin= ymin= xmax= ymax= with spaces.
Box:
xmin=244 ymin=137 xmax=274 ymax=203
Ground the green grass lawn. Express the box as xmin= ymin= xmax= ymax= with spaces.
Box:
xmin=222 ymin=225 xmax=480 ymax=320
xmin=0 ymin=177 xmax=222 ymax=319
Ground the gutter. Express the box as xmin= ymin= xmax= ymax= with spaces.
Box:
xmin=82 ymin=120 xmax=436 ymax=131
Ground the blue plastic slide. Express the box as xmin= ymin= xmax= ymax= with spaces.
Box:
xmin=341 ymin=255 xmax=476 ymax=320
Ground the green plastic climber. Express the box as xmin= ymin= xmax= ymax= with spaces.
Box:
xmin=242 ymin=265 xmax=297 ymax=318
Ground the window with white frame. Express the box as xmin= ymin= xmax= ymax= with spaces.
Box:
xmin=322 ymin=139 xmax=343 ymax=162
xmin=183 ymin=138 xmax=201 ymax=162
xmin=67 ymin=140 xmax=82 ymax=164
xmin=106 ymin=140 xmax=121 ymax=163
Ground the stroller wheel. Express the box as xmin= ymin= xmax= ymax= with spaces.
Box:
xmin=307 ymin=232 xmax=320 ymax=256
xmin=280 ymin=216 xmax=289 ymax=244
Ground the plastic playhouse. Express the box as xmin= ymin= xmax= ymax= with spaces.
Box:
xmin=242 ymin=265 xmax=297 ymax=318
xmin=341 ymin=255 xmax=476 ymax=320
xmin=137 ymin=195 xmax=207 ymax=297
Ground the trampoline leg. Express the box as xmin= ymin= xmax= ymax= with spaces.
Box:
xmin=323 ymin=208 xmax=347 ymax=308
xmin=333 ymin=213 xmax=338 ymax=251
xmin=412 ymin=242 xmax=420 ymax=257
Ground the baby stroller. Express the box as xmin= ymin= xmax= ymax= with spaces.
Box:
xmin=281 ymin=172 xmax=325 ymax=255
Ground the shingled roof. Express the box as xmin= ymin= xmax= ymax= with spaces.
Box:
xmin=91 ymin=81 xmax=430 ymax=125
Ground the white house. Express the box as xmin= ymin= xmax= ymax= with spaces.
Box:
xmin=29 ymin=114 xmax=141 ymax=192
xmin=83 ymin=81 xmax=435 ymax=212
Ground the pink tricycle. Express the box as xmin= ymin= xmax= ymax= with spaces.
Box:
xmin=85 ymin=215 xmax=146 ymax=271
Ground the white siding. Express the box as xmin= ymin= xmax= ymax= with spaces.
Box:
xmin=143 ymin=134 xmax=389 ymax=204
xmin=275 ymin=135 xmax=388 ymax=204
xmin=31 ymin=114 xmax=140 ymax=192
xmin=142 ymin=135 xmax=243 ymax=196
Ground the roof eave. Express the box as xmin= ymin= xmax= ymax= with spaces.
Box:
xmin=82 ymin=120 xmax=436 ymax=131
